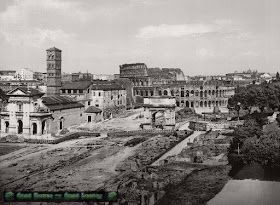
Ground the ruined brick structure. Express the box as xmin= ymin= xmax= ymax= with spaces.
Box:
xmin=119 ymin=63 xmax=235 ymax=113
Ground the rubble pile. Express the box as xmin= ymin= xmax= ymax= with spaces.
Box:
xmin=0 ymin=135 xmax=24 ymax=143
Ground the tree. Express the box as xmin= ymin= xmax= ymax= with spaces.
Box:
xmin=241 ymin=123 xmax=280 ymax=168
xmin=276 ymin=72 xmax=280 ymax=81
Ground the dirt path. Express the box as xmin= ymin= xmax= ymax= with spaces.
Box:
xmin=152 ymin=131 xmax=204 ymax=166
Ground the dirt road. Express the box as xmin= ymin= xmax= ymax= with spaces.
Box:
xmin=152 ymin=131 xmax=204 ymax=166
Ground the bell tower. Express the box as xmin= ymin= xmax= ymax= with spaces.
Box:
xmin=46 ymin=47 xmax=62 ymax=96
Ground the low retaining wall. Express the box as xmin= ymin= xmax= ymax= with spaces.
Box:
xmin=2 ymin=131 xmax=100 ymax=144
xmin=107 ymin=129 xmax=175 ymax=137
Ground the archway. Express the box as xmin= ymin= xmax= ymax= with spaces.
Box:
xmin=42 ymin=120 xmax=46 ymax=134
xmin=200 ymin=91 xmax=203 ymax=97
xmin=32 ymin=123 xmax=37 ymax=135
xmin=151 ymin=111 xmax=165 ymax=128
xmin=59 ymin=117 xmax=64 ymax=130
xmin=208 ymin=101 xmax=211 ymax=107
xmin=186 ymin=101 xmax=190 ymax=107
xmin=204 ymin=101 xmax=207 ymax=107
xmin=191 ymin=102 xmax=194 ymax=107
xmin=163 ymin=90 xmax=168 ymax=96
xmin=204 ymin=90 xmax=207 ymax=97
xmin=200 ymin=101 xmax=203 ymax=107
xmin=18 ymin=120 xmax=23 ymax=134
xmin=5 ymin=121 xmax=9 ymax=133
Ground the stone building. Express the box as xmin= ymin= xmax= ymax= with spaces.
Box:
xmin=60 ymin=81 xmax=92 ymax=108
xmin=90 ymin=84 xmax=127 ymax=119
xmin=0 ymin=87 xmax=51 ymax=135
xmin=0 ymin=47 xmax=86 ymax=136
xmin=15 ymin=68 xmax=34 ymax=80
xmin=84 ymin=106 xmax=102 ymax=123
xmin=133 ymin=80 xmax=235 ymax=113
xmin=0 ymin=87 xmax=84 ymax=135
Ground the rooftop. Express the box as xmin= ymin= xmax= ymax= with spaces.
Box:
xmin=46 ymin=47 xmax=61 ymax=52
xmin=91 ymin=84 xmax=125 ymax=91
xmin=42 ymin=95 xmax=84 ymax=111
xmin=61 ymin=81 xmax=92 ymax=90
xmin=85 ymin=106 xmax=102 ymax=113
xmin=7 ymin=87 xmax=44 ymax=97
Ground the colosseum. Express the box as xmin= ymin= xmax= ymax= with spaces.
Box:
xmin=119 ymin=63 xmax=235 ymax=113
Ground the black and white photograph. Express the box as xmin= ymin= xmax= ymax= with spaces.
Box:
xmin=1 ymin=0 xmax=280 ymax=204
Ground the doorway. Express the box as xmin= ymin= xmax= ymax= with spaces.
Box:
xmin=18 ymin=120 xmax=23 ymax=134
xmin=32 ymin=123 xmax=37 ymax=135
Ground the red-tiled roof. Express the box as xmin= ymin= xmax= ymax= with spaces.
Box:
xmin=42 ymin=95 xmax=84 ymax=111
xmin=85 ymin=106 xmax=102 ymax=113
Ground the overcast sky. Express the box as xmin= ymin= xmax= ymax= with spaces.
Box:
xmin=0 ymin=0 xmax=280 ymax=75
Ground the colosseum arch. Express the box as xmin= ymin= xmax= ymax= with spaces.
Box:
xmin=163 ymin=90 xmax=168 ymax=96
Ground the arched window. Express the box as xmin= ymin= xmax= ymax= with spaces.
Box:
xmin=204 ymin=101 xmax=207 ymax=107
xmin=164 ymin=90 xmax=168 ymax=96
xmin=200 ymin=101 xmax=203 ymax=107
xmin=186 ymin=90 xmax=189 ymax=97
xmin=186 ymin=101 xmax=190 ymax=107
xmin=158 ymin=90 xmax=162 ymax=96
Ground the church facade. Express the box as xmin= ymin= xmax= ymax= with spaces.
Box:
xmin=0 ymin=47 xmax=85 ymax=136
